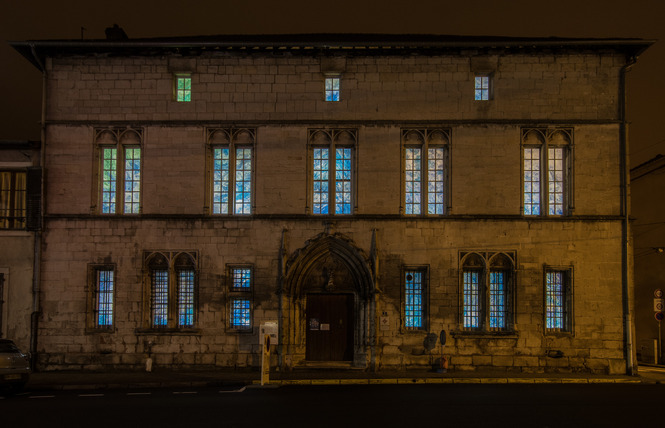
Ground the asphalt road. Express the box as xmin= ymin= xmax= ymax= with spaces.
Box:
xmin=2 ymin=384 xmax=663 ymax=427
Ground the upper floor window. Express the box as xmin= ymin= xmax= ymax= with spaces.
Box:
xmin=522 ymin=128 xmax=573 ymax=216
xmin=175 ymin=74 xmax=192 ymax=102
xmin=403 ymin=267 xmax=428 ymax=330
xmin=0 ymin=171 xmax=26 ymax=229
xmin=308 ymin=129 xmax=357 ymax=215
xmin=402 ymin=129 xmax=450 ymax=216
xmin=545 ymin=268 xmax=573 ymax=334
xmin=144 ymin=252 xmax=198 ymax=330
xmin=228 ymin=265 xmax=253 ymax=331
xmin=474 ymin=75 xmax=491 ymax=101
xmin=460 ymin=252 xmax=515 ymax=333
xmin=206 ymin=128 xmax=255 ymax=216
xmin=94 ymin=128 xmax=142 ymax=215
xmin=324 ymin=76 xmax=340 ymax=101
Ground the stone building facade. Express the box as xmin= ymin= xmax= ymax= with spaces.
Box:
xmin=11 ymin=34 xmax=652 ymax=374
xmin=0 ymin=140 xmax=41 ymax=353
xmin=631 ymin=155 xmax=665 ymax=364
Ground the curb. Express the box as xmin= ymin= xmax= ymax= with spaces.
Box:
xmin=251 ymin=377 xmax=643 ymax=386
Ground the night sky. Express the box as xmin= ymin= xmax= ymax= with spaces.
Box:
xmin=1 ymin=0 xmax=663 ymax=168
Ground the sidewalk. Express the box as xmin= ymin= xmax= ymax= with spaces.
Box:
xmin=23 ymin=366 xmax=655 ymax=391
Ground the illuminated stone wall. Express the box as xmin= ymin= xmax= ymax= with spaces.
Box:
xmin=37 ymin=47 xmax=630 ymax=373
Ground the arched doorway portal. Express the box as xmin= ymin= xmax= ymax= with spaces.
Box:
xmin=282 ymin=233 xmax=376 ymax=368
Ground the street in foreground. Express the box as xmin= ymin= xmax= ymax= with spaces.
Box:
xmin=1 ymin=383 xmax=663 ymax=427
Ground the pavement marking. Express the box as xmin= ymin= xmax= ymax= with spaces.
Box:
xmin=173 ymin=391 xmax=197 ymax=395
xmin=79 ymin=393 xmax=105 ymax=397
xmin=29 ymin=395 xmax=55 ymax=399
xmin=219 ymin=386 xmax=247 ymax=393
xmin=126 ymin=392 xmax=152 ymax=396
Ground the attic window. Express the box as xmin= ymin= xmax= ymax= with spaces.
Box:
xmin=175 ymin=74 xmax=192 ymax=102
xmin=325 ymin=76 xmax=340 ymax=102
xmin=474 ymin=75 xmax=491 ymax=101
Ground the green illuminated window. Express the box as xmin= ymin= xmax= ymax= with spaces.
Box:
xmin=176 ymin=75 xmax=192 ymax=102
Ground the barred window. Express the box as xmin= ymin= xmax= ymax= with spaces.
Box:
xmin=144 ymin=252 xmax=198 ymax=330
xmin=522 ymin=128 xmax=572 ymax=216
xmin=208 ymin=128 xmax=255 ymax=216
xmin=460 ymin=252 xmax=514 ymax=332
xmin=95 ymin=128 xmax=142 ymax=215
xmin=231 ymin=298 xmax=251 ymax=328
xmin=88 ymin=266 xmax=115 ymax=329
xmin=177 ymin=270 xmax=195 ymax=327
xmin=309 ymin=129 xmax=356 ymax=216
xmin=229 ymin=266 xmax=253 ymax=330
xmin=545 ymin=269 xmax=572 ymax=333
xmin=402 ymin=129 xmax=449 ymax=216
xmin=404 ymin=268 xmax=427 ymax=330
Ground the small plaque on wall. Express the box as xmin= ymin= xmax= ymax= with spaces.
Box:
xmin=380 ymin=316 xmax=390 ymax=331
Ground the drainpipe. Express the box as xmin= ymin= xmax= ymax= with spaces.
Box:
xmin=29 ymin=44 xmax=46 ymax=370
xmin=619 ymin=55 xmax=637 ymax=375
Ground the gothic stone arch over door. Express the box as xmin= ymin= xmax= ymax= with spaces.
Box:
xmin=282 ymin=233 xmax=376 ymax=368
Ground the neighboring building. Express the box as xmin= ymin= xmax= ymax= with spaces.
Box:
xmin=631 ymin=155 xmax=665 ymax=364
xmin=0 ymin=140 xmax=41 ymax=353
xmin=11 ymin=34 xmax=652 ymax=374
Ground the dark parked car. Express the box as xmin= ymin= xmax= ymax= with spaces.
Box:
xmin=0 ymin=339 xmax=31 ymax=393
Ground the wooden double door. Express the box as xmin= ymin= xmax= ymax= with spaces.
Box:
xmin=306 ymin=293 xmax=354 ymax=361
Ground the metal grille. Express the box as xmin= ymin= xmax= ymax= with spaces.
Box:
xmin=0 ymin=171 xmax=27 ymax=229
xmin=489 ymin=271 xmax=506 ymax=330
xmin=463 ymin=270 xmax=480 ymax=328
xmin=124 ymin=147 xmax=141 ymax=214
xmin=404 ymin=148 xmax=422 ymax=215
xmin=232 ymin=268 xmax=251 ymax=290
xmin=101 ymin=148 xmax=117 ymax=214
xmin=212 ymin=147 xmax=230 ymax=214
xmin=177 ymin=270 xmax=195 ymax=327
xmin=548 ymin=147 xmax=565 ymax=215
xmin=546 ymin=271 xmax=566 ymax=331
xmin=151 ymin=269 xmax=169 ymax=327
xmin=231 ymin=298 xmax=251 ymax=328
xmin=325 ymin=77 xmax=340 ymax=101
xmin=313 ymin=148 xmax=329 ymax=214
xmin=234 ymin=147 xmax=252 ymax=215
xmin=427 ymin=147 xmax=445 ymax=215
xmin=404 ymin=270 xmax=424 ymax=329
xmin=523 ymin=147 xmax=541 ymax=215
xmin=96 ymin=270 xmax=114 ymax=327
xmin=335 ymin=148 xmax=352 ymax=214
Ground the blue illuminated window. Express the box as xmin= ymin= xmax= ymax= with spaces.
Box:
xmin=212 ymin=146 xmax=253 ymax=215
xmin=178 ymin=270 xmax=195 ymax=327
xmin=462 ymin=270 xmax=480 ymax=329
xmin=545 ymin=269 xmax=572 ymax=332
xmin=95 ymin=269 xmax=114 ymax=327
xmin=231 ymin=299 xmax=251 ymax=329
xmin=474 ymin=75 xmax=490 ymax=101
xmin=522 ymin=129 xmax=571 ymax=217
xmin=403 ymin=129 xmax=449 ymax=216
xmin=146 ymin=252 xmax=198 ymax=329
xmin=312 ymin=147 xmax=352 ymax=215
xmin=461 ymin=253 xmax=513 ymax=332
xmin=404 ymin=269 xmax=427 ymax=330
xmin=489 ymin=271 xmax=506 ymax=329
xmin=325 ymin=76 xmax=340 ymax=101
xmin=229 ymin=267 xmax=252 ymax=330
